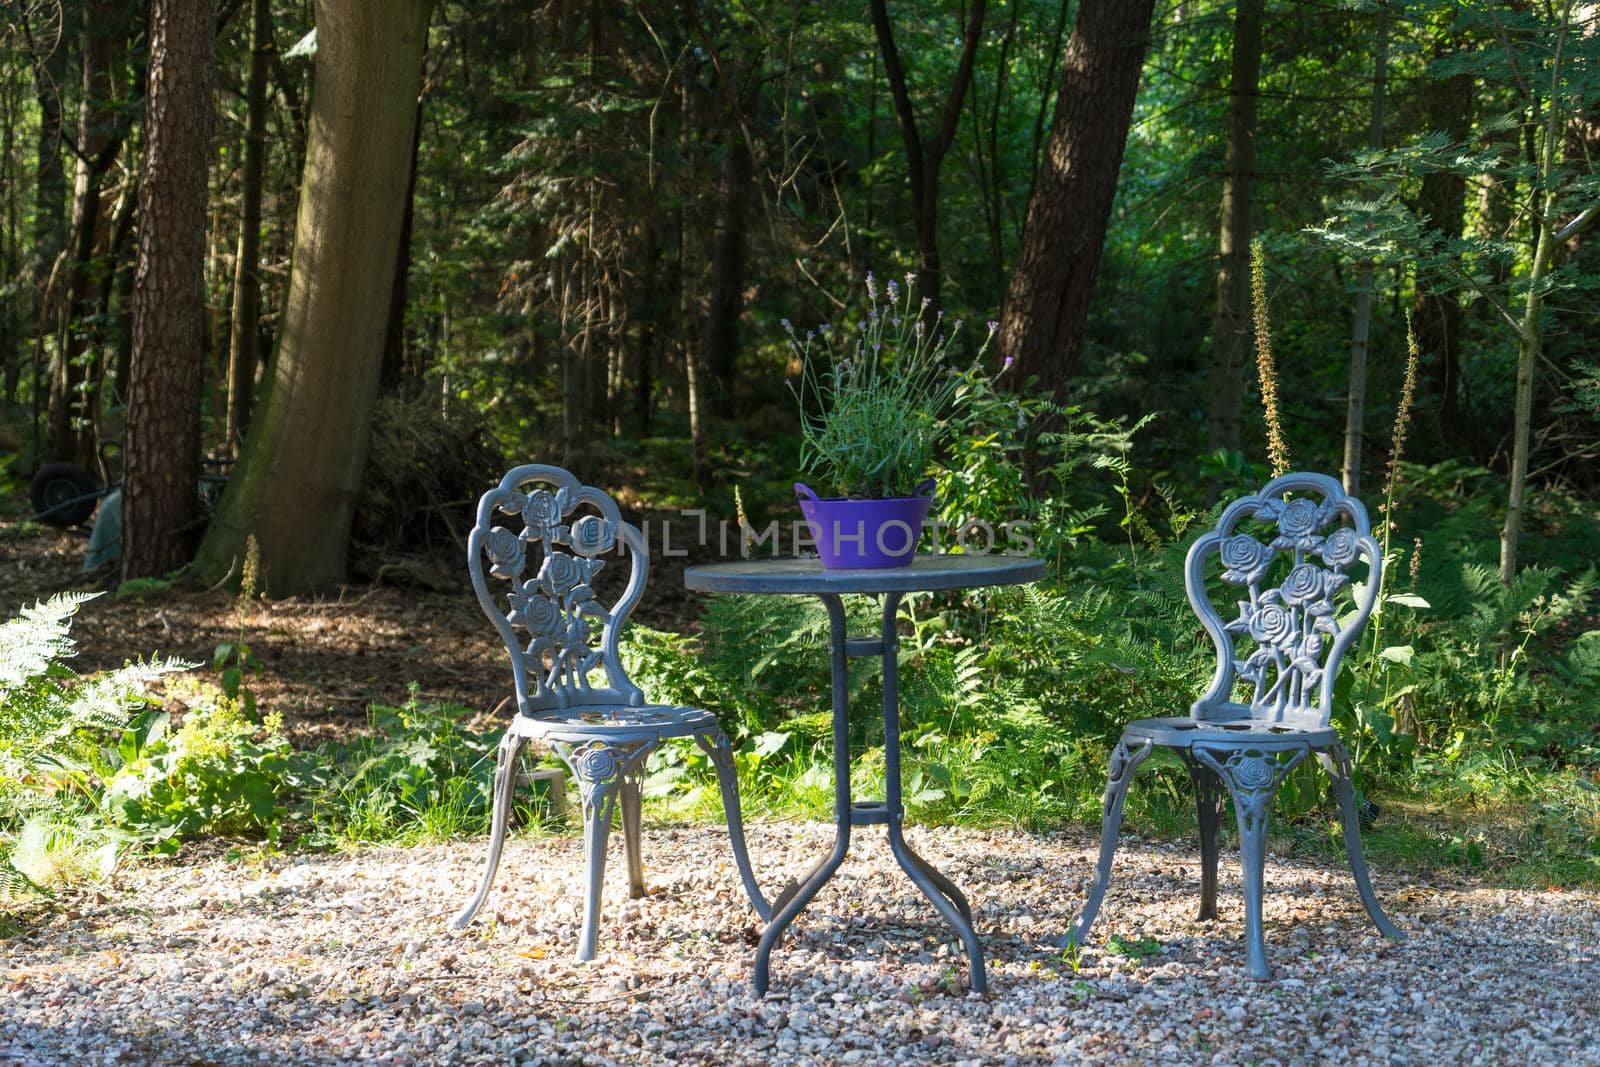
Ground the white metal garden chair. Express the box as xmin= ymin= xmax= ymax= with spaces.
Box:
xmin=451 ymin=464 xmax=771 ymax=959
xmin=1070 ymin=472 xmax=1404 ymax=978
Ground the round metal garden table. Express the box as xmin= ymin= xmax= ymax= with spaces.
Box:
xmin=683 ymin=554 xmax=1047 ymax=995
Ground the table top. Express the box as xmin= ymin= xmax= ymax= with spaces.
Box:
xmin=683 ymin=554 xmax=1048 ymax=595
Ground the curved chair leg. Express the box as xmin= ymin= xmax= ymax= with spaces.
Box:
xmin=1180 ymin=750 xmax=1226 ymax=921
xmin=559 ymin=741 xmax=634 ymax=963
xmin=1068 ymin=736 xmax=1155 ymax=948
xmin=695 ymin=729 xmax=773 ymax=920
xmin=452 ymin=731 xmax=529 ymax=929
xmin=1318 ymin=742 xmax=1404 ymax=941
xmin=619 ymin=772 xmax=646 ymax=899
xmin=1195 ymin=745 xmax=1307 ymax=980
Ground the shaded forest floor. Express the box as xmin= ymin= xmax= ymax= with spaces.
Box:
xmin=0 ymin=521 xmax=705 ymax=747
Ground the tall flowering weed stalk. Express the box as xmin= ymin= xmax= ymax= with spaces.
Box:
xmin=1357 ymin=311 xmax=1425 ymax=743
xmin=787 ymin=271 xmax=1001 ymax=499
xmin=1381 ymin=312 xmax=1421 ymax=524
xmin=1370 ymin=313 xmax=1422 ymax=624
xmin=1250 ymin=239 xmax=1292 ymax=477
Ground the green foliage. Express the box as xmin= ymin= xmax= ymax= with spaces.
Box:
xmin=101 ymin=699 xmax=303 ymax=849
xmin=1105 ymin=932 xmax=1163 ymax=961
xmin=3 ymin=815 xmax=117 ymax=896
xmin=0 ymin=594 xmax=560 ymax=909
xmin=1 ymin=594 xmax=189 ymax=901
xmin=789 ymin=273 xmax=998 ymax=499
xmin=215 ymin=535 xmax=264 ymax=712
xmin=1343 ymin=558 xmax=1600 ymax=768
xmin=310 ymin=698 xmax=509 ymax=846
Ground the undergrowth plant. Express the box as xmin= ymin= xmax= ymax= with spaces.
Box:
xmin=213 ymin=535 xmax=263 ymax=712
xmin=0 ymin=594 xmax=187 ymax=901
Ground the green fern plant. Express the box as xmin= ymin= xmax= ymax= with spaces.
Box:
xmin=1 ymin=594 xmax=189 ymax=901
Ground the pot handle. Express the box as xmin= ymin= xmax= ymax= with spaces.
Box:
xmin=914 ymin=478 xmax=936 ymax=499
xmin=794 ymin=483 xmax=820 ymax=502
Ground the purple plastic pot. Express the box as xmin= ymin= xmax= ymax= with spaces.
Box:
xmin=795 ymin=481 xmax=934 ymax=569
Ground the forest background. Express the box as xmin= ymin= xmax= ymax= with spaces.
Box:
xmin=1 ymin=0 xmax=1598 ymax=903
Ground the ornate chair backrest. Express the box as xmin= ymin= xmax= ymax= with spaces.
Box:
xmin=468 ymin=465 xmax=647 ymax=713
xmin=1185 ymin=472 xmax=1381 ymax=729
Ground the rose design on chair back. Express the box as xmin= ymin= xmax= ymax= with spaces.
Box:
xmin=1245 ymin=599 xmax=1294 ymax=646
xmin=522 ymin=489 xmax=561 ymax=539
xmin=484 ymin=527 xmax=526 ymax=580
xmin=569 ymin=514 xmax=617 ymax=556
xmin=1220 ymin=535 xmax=1272 ymax=586
xmin=1319 ymin=526 xmax=1361 ymax=568
xmin=467 ymin=466 xmax=647 ymax=711
xmin=1274 ymin=497 xmax=1321 ymax=545
xmin=1192 ymin=473 xmax=1381 ymax=725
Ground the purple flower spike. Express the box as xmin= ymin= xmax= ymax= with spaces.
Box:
xmin=987 ymin=320 xmax=999 ymax=332
xmin=1003 ymin=355 xmax=1015 ymax=371
xmin=866 ymin=271 xmax=877 ymax=299
xmin=887 ymin=279 xmax=900 ymax=299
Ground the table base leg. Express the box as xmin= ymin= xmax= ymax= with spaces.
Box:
xmin=753 ymin=590 xmax=987 ymax=997
xmin=889 ymin=825 xmax=986 ymax=992
xmin=894 ymin=833 xmax=973 ymax=923
xmin=753 ymin=826 xmax=849 ymax=996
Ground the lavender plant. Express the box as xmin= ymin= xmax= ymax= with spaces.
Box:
xmin=787 ymin=272 xmax=1000 ymax=499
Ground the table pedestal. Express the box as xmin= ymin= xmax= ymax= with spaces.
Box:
xmin=753 ymin=591 xmax=985 ymax=995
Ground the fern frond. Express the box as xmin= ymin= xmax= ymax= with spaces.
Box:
xmin=0 ymin=592 xmax=101 ymax=690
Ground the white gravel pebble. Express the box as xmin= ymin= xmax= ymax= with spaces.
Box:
xmin=2 ymin=823 xmax=1597 ymax=1065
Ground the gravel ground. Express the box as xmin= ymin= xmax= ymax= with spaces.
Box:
xmin=3 ymin=823 xmax=1597 ymax=1066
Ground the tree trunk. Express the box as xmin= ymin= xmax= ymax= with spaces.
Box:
xmin=378 ymin=100 xmax=424 ymax=396
xmin=226 ymin=0 xmax=270 ymax=448
xmin=704 ymin=131 xmax=751 ymax=400
xmin=633 ymin=227 xmax=664 ymax=437
xmin=975 ymin=2 xmax=1019 ymax=303
xmin=50 ymin=6 xmax=124 ymax=464
xmin=30 ymin=19 xmax=70 ymax=445
xmin=677 ymin=67 xmax=708 ymax=492
xmin=93 ymin=175 xmax=138 ymax=423
xmin=1500 ymin=7 xmax=1576 ymax=583
xmin=684 ymin=334 xmax=711 ymax=495
xmin=206 ymin=166 xmax=230 ymax=450
xmin=1340 ymin=0 xmax=1389 ymax=495
xmin=869 ymin=0 xmax=987 ymax=313
xmin=1205 ymin=0 xmax=1264 ymax=456
xmin=998 ymin=0 xmax=1156 ymax=398
xmin=1 ymin=69 xmax=17 ymax=403
xmin=122 ymin=0 xmax=214 ymax=580
xmin=196 ymin=0 xmax=435 ymax=595
xmin=1413 ymin=43 xmax=1472 ymax=456
xmin=111 ymin=254 xmax=136 ymax=406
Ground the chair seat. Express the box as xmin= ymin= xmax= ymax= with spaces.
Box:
xmin=1123 ymin=715 xmax=1339 ymax=750
xmin=508 ymin=703 xmax=719 ymax=744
